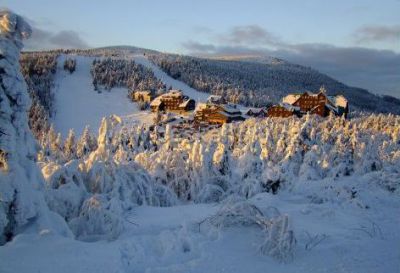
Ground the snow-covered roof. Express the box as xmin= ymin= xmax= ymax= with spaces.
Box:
xmin=328 ymin=95 xmax=348 ymax=108
xmin=221 ymin=104 xmax=241 ymax=114
xmin=246 ymin=108 xmax=265 ymax=114
xmin=207 ymin=95 xmax=223 ymax=104
xmin=179 ymin=99 xmax=194 ymax=108
xmin=166 ymin=89 xmax=183 ymax=97
xmin=282 ymin=94 xmax=301 ymax=105
xmin=274 ymin=103 xmax=300 ymax=112
xmin=195 ymin=102 xmax=207 ymax=112
xmin=150 ymin=97 xmax=163 ymax=106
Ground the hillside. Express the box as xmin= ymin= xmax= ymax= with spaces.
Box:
xmin=23 ymin=46 xmax=400 ymax=115
xmin=148 ymin=53 xmax=400 ymax=113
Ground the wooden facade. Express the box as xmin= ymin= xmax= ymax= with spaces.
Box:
xmin=194 ymin=104 xmax=244 ymax=124
xmin=150 ymin=90 xmax=195 ymax=113
xmin=271 ymin=90 xmax=349 ymax=118
xmin=292 ymin=91 xmax=331 ymax=117
xmin=267 ymin=105 xmax=297 ymax=118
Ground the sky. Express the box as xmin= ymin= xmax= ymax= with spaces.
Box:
xmin=2 ymin=0 xmax=400 ymax=98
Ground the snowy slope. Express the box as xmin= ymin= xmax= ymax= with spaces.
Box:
xmin=132 ymin=54 xmax=210 ymax=103
xmin=52 ymin=54 xmax=210 ymax=138
xmin=1 ymin=190 xmax=398 ymax=273
xmin=52 ymin=55 xmax=152 ymax=137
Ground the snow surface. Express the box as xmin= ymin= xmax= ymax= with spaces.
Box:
xmin=52 ymin=55 xmax=153 ymax=137
xmin=1 ymin=189 xmax=399 ymax=273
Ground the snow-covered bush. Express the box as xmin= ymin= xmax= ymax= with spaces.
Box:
xmin=69 ymin=195 xmax=123 ymax=241
xmin=259 ymin=214 xmax=296 ymax=262
xmin=201 ymin=198 xmax=296 ymax=262
xmin=38 ymin=116 xmax=178 ymax=240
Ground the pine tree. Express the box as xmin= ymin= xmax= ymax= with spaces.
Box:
xmin=64 ymin=129 xmax=76 ymax=161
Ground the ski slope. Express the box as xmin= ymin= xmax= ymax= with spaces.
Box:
xmin=52 ymin=54 xmax=211 ymax=138
xmin=132 ymin=54 xmax=210 ymax=103
xmin=52 ymin=55 xmax=152 ymax=137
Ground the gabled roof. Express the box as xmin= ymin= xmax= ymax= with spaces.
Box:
xmin=207 ymin=95 xmax=223 ymax=104
xmin=282 ymin=94 xmax=301 ymax=105
xmin=150 ymin=97 xmax=163 ymax=106
xmin=221 ymin=104 xmax=241 ymax=114
xmin=179 ymin=99 xmax=194 ymax=108
xmin=246 ymin=107 xmax=266 ymax=114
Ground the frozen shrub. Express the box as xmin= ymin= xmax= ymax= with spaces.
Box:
xmin=259 ymin=214 xmax=296 ymax=262
xmin=69 ymin=195 xmax=123 ymax=241
xmin=202 ymin=199 xmax=296 ymax=262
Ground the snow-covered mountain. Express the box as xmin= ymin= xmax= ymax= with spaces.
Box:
xmin=1 ymin=13 xmax=400 ymax=273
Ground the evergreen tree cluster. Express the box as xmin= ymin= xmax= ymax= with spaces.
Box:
xmin=90 ymin=58 xmax=166 ymax=93
xmin=20 ymin=52 xmax=58 ymax=138
xmin=63 ymin=58 xmax=76 ymax=73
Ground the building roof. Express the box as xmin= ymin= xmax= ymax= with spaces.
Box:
xmin=179 ymin=98 xmax=194 ymax=108
xmin=246 ymin=107 xmax=266 ymax=114
xmin=221 ymin=104 xmax=241 ymax=114
xmin=166 ymin=89 xmax=183 ymax=97
xmin=328 ymin=95 xmax=348 ymax=108
xmin=282 ymin=94 xmax=301 ymax=105
xmin=207 ymin=95 xmax=223 ymax=104
xmin=150 ymin=97 xmax=163 ymax=107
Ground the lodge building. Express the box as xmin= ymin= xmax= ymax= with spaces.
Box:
xmin=269 ymin=87 xmax=348 ymax=118
xmin=150 ymin=90 xmax=195 ymax=113
xmin=194 ymin=103 xmax=245 ymax=124
xmin=267 ymin=104 xmax=299 ymax=118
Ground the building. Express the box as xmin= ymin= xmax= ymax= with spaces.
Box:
xmin=194 ymin=103 xmax=245 ymax=124
xmin=150 ymin=90 xmax=195 ymax=113
xmin=271 ymin=87 xmax=349 ymax=118
xmin=267 ymin=104 xmax=299 ymax=117
xmin=131 ymin=90 xmax=153 ymax=103
xmin=207 ymin=95 xmax=225 ymax=105
xmin=245 ymin=108 xmax=267 ymax=118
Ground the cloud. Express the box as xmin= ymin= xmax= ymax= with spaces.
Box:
xmin=216 ymin=25 xmax=283 ymax=47
xmin=181 ymin=40 xmax=216 ymax=53
xmin=354 ymin=25 xmax=400 ymax=44
xmin=181 ymin=25 xmax=400 ymax=98
xmin=23 ymin=19 xmax=89 ymax=50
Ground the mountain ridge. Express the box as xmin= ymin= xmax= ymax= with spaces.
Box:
xmin=22 ymin=45 xmax=400 ymax=114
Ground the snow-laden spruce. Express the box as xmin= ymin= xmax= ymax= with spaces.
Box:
xmin=39 ymin=112 xmax=400 ymax=207
xmin=0 ymin=10 xmax=70 ymax=245
xmin=40 ymin=116 xmax=177 ymax=240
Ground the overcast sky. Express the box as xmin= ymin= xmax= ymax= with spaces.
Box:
xmin=3 ymin=0 xmax=400 ymax=98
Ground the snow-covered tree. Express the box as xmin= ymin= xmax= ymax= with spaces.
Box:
xmin=0 ymin=10 xmax=69 ymax=244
